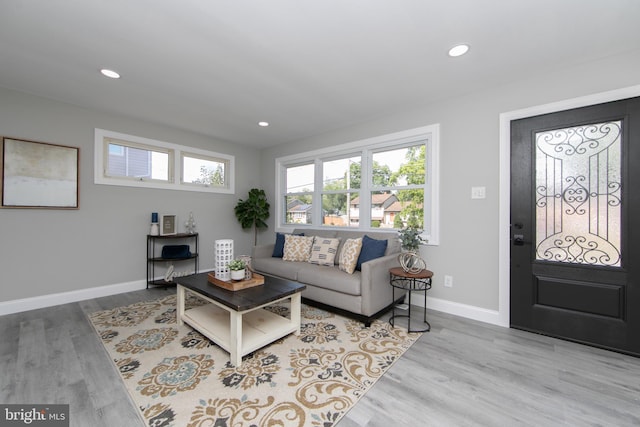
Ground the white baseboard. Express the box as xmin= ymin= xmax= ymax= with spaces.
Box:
xmin=0 ymin=280 xmax=147 ymax=316
xmin=409 ymin=295 xmax=506 ymax=327
xmin=2 ymin=272 xmax=506 ymax=328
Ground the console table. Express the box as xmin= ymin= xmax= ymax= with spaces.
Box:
xmin=146 ymin=233 xmax=198 ymax=288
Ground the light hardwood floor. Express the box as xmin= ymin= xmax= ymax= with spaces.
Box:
xmin=1 ymin=288 xmax=639 ymax=427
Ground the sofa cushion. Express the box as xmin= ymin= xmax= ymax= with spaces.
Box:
xmin=308 ymin=237 xmax=341 ymax=266
xmin=251 ymin=257 xmax=302 ymax=281
xmin=338 ymin=237 xmax=363 ymax=274
xmin=297 ymin=264 xmax=362 ymax=296
xmin=356 ymin=235 xmax=388 ymax=271
xmin=283 ymin=235 xmax=314 ymax=262
xmin=272 ymin=232 xmax=304 ymax=258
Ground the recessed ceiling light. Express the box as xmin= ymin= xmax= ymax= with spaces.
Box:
xmin=258 ymin=121 xmax=270 ymax=127
xmin=100 ymin=68 xmax=121 ymax=79
xmin=448 ymin=44 xmax=470 ymax=57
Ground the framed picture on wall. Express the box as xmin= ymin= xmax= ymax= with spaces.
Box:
xmin=1 ymin=137 xmax=79 ymax=209
xmin=160 ymin=214 xmax=177 ymax=235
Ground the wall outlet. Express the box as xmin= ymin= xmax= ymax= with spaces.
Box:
xmin=444 ymin=275 xmax=453 ymax=288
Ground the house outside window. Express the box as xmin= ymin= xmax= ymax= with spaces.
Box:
xmin=106 ymin=141 xmax=168 ymax=181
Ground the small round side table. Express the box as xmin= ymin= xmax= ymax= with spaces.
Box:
xmin=389 ymin=267 xmax=433 ymax=332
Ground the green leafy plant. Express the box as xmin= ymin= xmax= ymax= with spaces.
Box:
xmin=398 ymin=226 xmax=425 ymax=252
xmin=227 ymin=259 xmax=246 ymax=271
xmin=234 ymin=188 xmax=271 ymax=246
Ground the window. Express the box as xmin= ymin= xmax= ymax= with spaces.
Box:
xmin=284 ymin=163 xmax=314 ymax=225
xmin=276 ymin=125 xmax=439 ymax=244
xmin=95 ymin=129 xmax=234 ymax=193
xmin=181 ymin=152 xmax=228 ymax=188
xmin=322 ymin=156 xmax=360 ymax=227
xmin=105 ymin=138 xmax=171 ymax=182
xmin=371 ymin=144 xmax=425 ymax=229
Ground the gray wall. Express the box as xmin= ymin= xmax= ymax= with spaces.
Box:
xmin=2 ymin=48 xmax=639 ymax=314
xmin=0 ymin=87 xmax=262 ymax=302
xmin=261 ymin=50 xmax=640 ymax=312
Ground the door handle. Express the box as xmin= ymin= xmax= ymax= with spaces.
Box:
xmin=513 ymin=234 xmax=525 ymax=246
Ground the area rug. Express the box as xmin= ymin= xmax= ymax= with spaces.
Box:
xmin=89 ymin=294 xmax=421 ymax=427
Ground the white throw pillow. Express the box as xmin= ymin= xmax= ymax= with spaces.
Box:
xmin=338 ymin=237 xmax=363 ymax=274
xmin=308 ymin=237 xmax=341 ymax=266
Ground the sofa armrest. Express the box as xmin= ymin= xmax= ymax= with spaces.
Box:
xmin=360 ymin=253 xmax=404 ymax=316
xmin=252 ymin=244 xmax=275 ymax=259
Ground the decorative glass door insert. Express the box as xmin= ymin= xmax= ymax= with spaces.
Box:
xmin=535 ymin=121 xmax=622 ymax=266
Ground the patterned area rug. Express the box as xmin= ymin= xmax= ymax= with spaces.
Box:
xmin=89 ymin=294 xmax=421 ymax=427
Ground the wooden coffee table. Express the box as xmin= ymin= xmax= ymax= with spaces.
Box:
xmin=175 ymin=272 xmax=306 ymax=366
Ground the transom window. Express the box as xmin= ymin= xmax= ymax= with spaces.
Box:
xmin=105 ymin=138 xmax=171 ymax=182
xmin=95 ymin=129 xmax=234 ymax=193
xmin=276 ymin=125 xmax=440 ymax=244
xmin=181 ymin=152 xmax=228 ymax=188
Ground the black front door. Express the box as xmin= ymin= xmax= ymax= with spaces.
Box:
xmin=510 ymin=96 xmax=640 ymax=356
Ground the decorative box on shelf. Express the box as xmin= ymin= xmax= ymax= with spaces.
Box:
xmin=207 ymin=270 xmax=265 ymax=291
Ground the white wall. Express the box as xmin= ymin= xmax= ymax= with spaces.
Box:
xmin=260 ymin=50 xmax=640 ymax=322
xmin=0 ymin=87 xmax=262 ymax=308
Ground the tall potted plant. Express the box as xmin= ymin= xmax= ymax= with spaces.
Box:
xmin=234 ymin=188 xmax=270 ymax=246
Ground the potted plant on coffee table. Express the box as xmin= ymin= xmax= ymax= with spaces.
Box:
xmin=228 ymin=259 xmax=247 ymax=281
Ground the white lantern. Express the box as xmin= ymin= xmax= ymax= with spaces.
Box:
xmin=215 ymin=239 xmax=233 ymax=281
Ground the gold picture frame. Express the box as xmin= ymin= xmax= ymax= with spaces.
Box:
xmin=1 ymin=137 xmax=79 ymax=209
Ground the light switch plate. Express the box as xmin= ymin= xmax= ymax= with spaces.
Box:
xmin=471 ymin=186 xmax=486 ymax=199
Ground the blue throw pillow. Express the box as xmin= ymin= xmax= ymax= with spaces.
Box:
xmin=356 ymin=235 xmax=388 ymax=270
xmin=272 ymin=232 xmax=304 ymax=258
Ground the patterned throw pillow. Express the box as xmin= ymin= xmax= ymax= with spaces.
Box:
xmin=272 ymin=232 xmax=304 ymax=258
xmin=308 ymin=237 xmax=341 ymax=266
xmin=338 ymin=238 xmax=363 ymax=274
xmin=282 ymin=235 xmax=315 ymax=262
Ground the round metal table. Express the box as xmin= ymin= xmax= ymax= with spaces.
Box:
xmin=389 ymin=267 xmax=433 ymax=332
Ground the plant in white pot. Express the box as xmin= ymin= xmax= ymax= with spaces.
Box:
xmin=228 ymin=259 xmax=246 ymax=281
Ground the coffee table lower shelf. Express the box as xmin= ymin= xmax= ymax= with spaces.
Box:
xmin=176 ymin=284 xmax=301 ymax=366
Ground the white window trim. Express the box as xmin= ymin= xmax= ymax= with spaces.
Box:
xmin=180 ymin=151 xmax=230 ymax=189
xmin=102 ymin=135 xmax=173 ymax=183
xmin=275 ymin=124 xmax=440 ymax=245
xmin=94 ymin=128 xmax=235 ymax=194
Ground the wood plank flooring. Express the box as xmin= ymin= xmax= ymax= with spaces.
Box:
xmin=1 ymin=288 xmax=639 ymax=426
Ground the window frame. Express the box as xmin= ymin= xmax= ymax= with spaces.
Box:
xmin=282 ymin=160 xmax=316 ymax=225
xmin=320 ymin=154 xmax=361 ymax=227
xmin=275 ymin=124 xmax=440 ymax=244
xmin=180 ymin=151 xmax=230 ymax=189
xmin=94 ymin=128 xmax=235 ymax=194
xmin=103 ymin=136 xmax=172 ymax=183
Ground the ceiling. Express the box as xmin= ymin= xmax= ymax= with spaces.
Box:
xmin=1 ymin=1 xmax=639 ymax=148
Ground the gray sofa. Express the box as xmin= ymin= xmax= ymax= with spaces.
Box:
xmin=251 ymin=228 xmax=404 ymax=325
